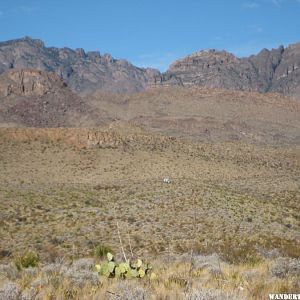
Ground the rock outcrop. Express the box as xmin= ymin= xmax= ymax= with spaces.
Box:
xmin=0 ymin=69 xmax=104 ymax=127
xmin=0 ymin=69 xmax=67 ymax=97
xmin=268 ymin=42 xmax=300 ymax=98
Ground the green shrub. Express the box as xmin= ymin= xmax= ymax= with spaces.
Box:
xmin=14 ymin=251 xmax=39 ymax=270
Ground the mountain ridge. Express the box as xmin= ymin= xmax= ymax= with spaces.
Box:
xmin=0 ymin=37 xmax=300 ymax=98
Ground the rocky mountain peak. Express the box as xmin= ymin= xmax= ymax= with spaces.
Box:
xmin=169 ymin=49 xmax=239 ymax=72
xmin=154 ymin=42 xmax=300 ymax=99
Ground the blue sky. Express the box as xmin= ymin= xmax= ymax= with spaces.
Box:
xmin=0 ymin=0 xmax=299 ymax=71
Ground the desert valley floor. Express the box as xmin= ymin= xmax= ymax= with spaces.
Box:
xmin=0 ymin=87 xmax=299 ymax=299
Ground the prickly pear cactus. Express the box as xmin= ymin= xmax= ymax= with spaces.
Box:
xmin=119 ymin=262 xmax=129 ymax=273
xmin=95 ymin=252 xmax=155 ymax=279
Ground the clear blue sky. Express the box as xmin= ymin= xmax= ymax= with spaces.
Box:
xmin=0 ymin=0 xmax=299 ymax=71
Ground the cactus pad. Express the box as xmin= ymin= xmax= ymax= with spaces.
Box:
xmin=108 ymin=261 xmax=115 ymax=273
xmin=138 ymin=268 xmax=145 ymax=278
xmin=107 ymin=252 xmax=113 ymax=262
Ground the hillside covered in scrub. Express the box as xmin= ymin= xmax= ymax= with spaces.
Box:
xmin=0 ymin=126 xmax=299 ymax=299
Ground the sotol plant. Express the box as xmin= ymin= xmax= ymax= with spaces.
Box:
xmin=95 ymin=252 xmax=156 ymax=280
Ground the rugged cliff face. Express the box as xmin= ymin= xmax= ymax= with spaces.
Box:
xmin=0 ymin=37 xmax=159 ymax=94
xmin=268 ymin=42 xmax=300 ymax=98
xmin=0 ymin=69 xmax=104 ymax=127
xmin=0 ymin=69 xmax=67 ymax=97
xmin=154 ymin=43 xmax=300 ymax=99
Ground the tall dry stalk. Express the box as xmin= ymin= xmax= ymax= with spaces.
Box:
xmin=114 ymin=206 xmax=127 ymax=262
xmin=185 ymin=190 xmax=198 ymax=298
xmin=126 ymin=224 xmax=134 ymax=259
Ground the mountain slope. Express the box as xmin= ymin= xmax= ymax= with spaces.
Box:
xmin=1 ymin=68 xmax=299 ymax=144
xmin=86 ymin=87 xmax=300 ymax=144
